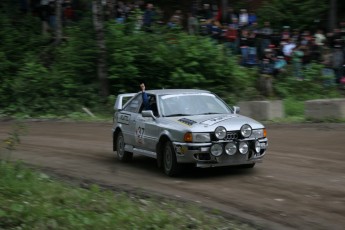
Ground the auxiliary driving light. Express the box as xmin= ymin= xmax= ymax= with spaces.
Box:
xmin=210 ymin=144 xmax=223 ymax=157
xmin=225 ymin=142 xmax=237 ymax=155
xmin=239 ymin=142 xmax=249 ymax=154
xmin=255 ymin=141 xmax=261 ymax=153
xmin=215 ymin=126 xmax=227 ymax=140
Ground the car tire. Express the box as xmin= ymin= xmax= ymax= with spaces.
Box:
xmin=163 ymin=141 xmax=180 ymax=176
xmin=115 ymin=132 xmax=133 ymax=162
xmin=241 ymin=163 xmax=256 ymax=168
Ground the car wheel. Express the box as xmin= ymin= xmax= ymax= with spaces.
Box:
xmin=115 ymin=132 xmax=133 ymax=162
xmin=163 ymin=141 xmax=180 ymax=176
xmin=241 ymin=163 xmax=255 ymax=168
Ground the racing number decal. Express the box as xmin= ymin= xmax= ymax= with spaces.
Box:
xmin=118 ymin=114 xmax=130 ymax=125
xmin=135 ymin=126 xmax=145 ymax=144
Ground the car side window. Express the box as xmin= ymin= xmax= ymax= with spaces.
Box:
xmin=123 ymin=94 xmax=142 ymax=113
xmin=139 ymin=94 xmax=159 ymax=116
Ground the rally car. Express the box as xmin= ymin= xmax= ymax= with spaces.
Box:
xmin=113 ymin=89 xmax=268 ymax=176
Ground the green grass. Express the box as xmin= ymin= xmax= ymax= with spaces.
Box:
xmin=0 ymin=162 xmax=256 ymax=230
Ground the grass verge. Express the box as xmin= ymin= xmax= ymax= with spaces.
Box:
xmin=0 ymin=162 xmax=256 ymax=230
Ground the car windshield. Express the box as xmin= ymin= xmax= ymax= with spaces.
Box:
xmin=159 ymin=93 xmax=232 ymax=117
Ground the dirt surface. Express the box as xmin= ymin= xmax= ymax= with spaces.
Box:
xmin=1 ymin=120 xmax=345 ymax=230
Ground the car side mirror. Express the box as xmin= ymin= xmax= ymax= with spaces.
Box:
xmin=233 ymin=106 xmax=240 ymax=114
xmin=142 ymin=110 xmax=156 ymax=120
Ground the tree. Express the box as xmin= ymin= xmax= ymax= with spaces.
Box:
xmin=92 ymin=0 xmax=109 ymax=98
xmin=328 ymin=0 xmax=337 ymax=30
xmin=54 ymin=0 xmax=63 ymax=45
xmin=257 ymin=0 xmax=328 ymax=30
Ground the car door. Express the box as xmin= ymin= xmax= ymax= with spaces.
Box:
xmin=120 ymin=94 xmax=142 ymax=146
xmin=135 ymin=94 xmax=160 ymax=152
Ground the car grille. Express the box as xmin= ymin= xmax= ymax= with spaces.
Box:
xmin=225 ymin=131 xmax=239 ymax=140
xmin=211 ymin=131 xmax=240 ymax=141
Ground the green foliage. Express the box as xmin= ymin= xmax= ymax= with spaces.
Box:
xmin=284 ymin=97 xmax=304 ymax=117
xmin=257 ymin=0 xmax=328 ymax=29
xmin=0 ymin=11 xmax=101 ymax=116
xmin=274 ymin=63 xmax=340 ymax=101
xmin=106 ymin=25 xmax=259 ymax=103
xmin=0 ymin=1 xmax=342 ymax=118
xmin=0 ymin=162 xmax=254 ymax=230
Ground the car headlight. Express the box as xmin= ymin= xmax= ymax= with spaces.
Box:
xmin=254 ymin=140 xmax=261 ymax=153
xmin=210 ymin=144 xmax=223 ymax=156
xmin=184 ymin=132 xmax=210 ymax=142
xmin=215 ymin=126 xmax=227 ymax=140
xmin=225 ymin=142 xmax=237 ymax=155
xmin=239 ymin=142 xmax=249 ymax=154
xmin=240 ymin=124 xmax=252 ymax=138
xmin=193 ymin=133 xmax=211 ymax=142
xmin=251 ymin=129 xmax=267 ymax=139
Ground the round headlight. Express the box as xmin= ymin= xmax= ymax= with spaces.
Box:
xmin=210 ymin=144 xmax=223 ymax=157
xmin=225 ymin=142 xmax=237 ymax=155
xmin=215 ymin=126 xmax=227 ymax=140
xmin=240 ymin=124 xmax=252 ymax=138
xmin=239 ymin=142 xmax=249 ymax=154
xmin=255 ymin=141 xmax=261 ymax=153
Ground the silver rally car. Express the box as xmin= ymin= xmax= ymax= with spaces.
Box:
xmin=113 ymin=89 xmax=268 ymax=176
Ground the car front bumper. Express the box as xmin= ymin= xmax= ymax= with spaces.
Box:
xmin=172 ymin=138 xmax=268 ymax=168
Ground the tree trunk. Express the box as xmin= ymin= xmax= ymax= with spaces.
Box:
xmin=54 ymin=0 xmax=63 ymax=45
xmin=328 ymin=0 xmax=337 ymax=31
xmin=221 ymin=0 xmax=228 ymax=22
xmin=92 ymin=0 xmax=109 ymax=98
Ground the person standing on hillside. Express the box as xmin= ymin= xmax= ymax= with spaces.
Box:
xmin=142 ymin=3 xmax=155 ymax=32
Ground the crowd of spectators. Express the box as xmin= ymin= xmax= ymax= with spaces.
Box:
xmin=30 ymin=1 xmax=345 ymax=87
xmin=106 ymin=2 xmax=345 ymax=87
xmin=190 ymin=4 xmax=345 ymax=87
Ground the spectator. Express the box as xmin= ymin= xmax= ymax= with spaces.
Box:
xmin=314 ymin=29 xmax=326 ymax=47
xmin=281 ymin=26 xmax=291 ymax=42
xmin=309 ymin=38 xmax=323 ymax=63
xmin=224 ymin=17 xmax=239 ymax=54
xmin=332 ymin=45 xmax=345 ymax=84
xmin=258 ymin=49 xmax=275 ymax=96
xmin=290 ymin=28 xmax=300 ymax=44
xmin=248 ymin=11 xmax=257 ymax=26
xmin=282 ymin=38 xmax=296 ymax=63
xmin=246 ymin=30 xmax=258 ymax=66
xmin=260 ymin=21 xmax=273 ymax=56
xmin=239 ymin=29 xmax=252 ymax=65
xmin=321 ymin=47 xmax=335 ymax=86
xmin=224 ymin=7 xmax=238 ymax=25
xmin=300 ymin=30 xmax=312 ymax=46
xmin=38 ymin=0 xmax=50 ymax=35
xmin=199 ymin=4 xmax=213 ymax=20
xmin=63 ymin=3 xmax=74 ymax=26
xmin=273 ymin=55 xmax=287 ymax=77
xmin=168 ymin=10 xmax=183 ymax=29
xmin=291 ymin=45 xmax=304 ymax=80
xmin=48 ymin=0 xmax=56 ymax=32
xmin=187 ymin=12 xmax=199 ymax=35
xmin=142 ymin=3 xmax=155 ymax=32
xmin=239 ymin=9 xmax=249 ymax=28
xmin=327 ymin=28 xmax=342 ymax=48
xmin=271 ymin=29 xmax=282 ymax=48
xmin=340 ymin=21 xmax=345 ymax=44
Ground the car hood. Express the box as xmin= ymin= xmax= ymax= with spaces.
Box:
xmin=166 ymin=114 xmax=264 ymax=132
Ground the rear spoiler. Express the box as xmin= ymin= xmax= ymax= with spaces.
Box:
xmin=114 ymin=93 xmax=136 ymax=111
